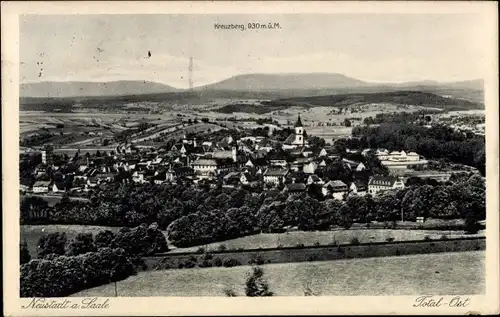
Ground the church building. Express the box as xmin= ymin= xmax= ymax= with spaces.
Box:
xmin=283 ymin=115 xmax=309 ymax=150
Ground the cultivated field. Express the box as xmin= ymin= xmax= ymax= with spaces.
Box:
xmin=169 ymin=228 xmax=484 ymax=253
xmin=71 ymin=251 xmax=485 ymax=296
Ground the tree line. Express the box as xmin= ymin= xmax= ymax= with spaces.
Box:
xmin=21 ymin=173 xmax=484 ymax=248
xmin=347 ymin=123 xmax=485 ymax=175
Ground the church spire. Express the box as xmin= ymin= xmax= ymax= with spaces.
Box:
xmin=294 ymin=114 xmax=303 ymax=128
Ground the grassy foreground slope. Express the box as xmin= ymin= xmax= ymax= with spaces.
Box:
xmin=72 ymin=251 xmax=484 ymax=297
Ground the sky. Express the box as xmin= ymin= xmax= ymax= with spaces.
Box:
xmin=20 ymin=14 xmax=487 ymax=88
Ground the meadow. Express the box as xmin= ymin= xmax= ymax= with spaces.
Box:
xmin=169 ymin=227 xmax=483 ymax=253
xmin=71 ymin=251 xmax=485 ymax=296
xmin=21 ymin=221 xmax=483 ymax=257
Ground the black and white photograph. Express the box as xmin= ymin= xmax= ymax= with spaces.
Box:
xmin=2 ymin=1 xmax=499 ymax=316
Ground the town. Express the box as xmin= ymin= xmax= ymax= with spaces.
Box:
xmin=22 ymin=114 xmax=473 ymax=202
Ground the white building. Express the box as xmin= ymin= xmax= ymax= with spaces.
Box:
xmin=368 ymin=176 xmax=405 ymax=195
xmin=322 ymin=180 xmax=348 ymax=200
xmin=263 ymin=168 xmax=288 ymax=185
xmin=32 ymin=180 xmax=51 ymax=193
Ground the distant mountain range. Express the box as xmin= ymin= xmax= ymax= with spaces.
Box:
xmin=19 ymin=73 xmax=484 ymax=103
xmin=20 ymin=80 xmax=178 ymax=98
xmin=195 ymin=73 xmax=368 ymax=91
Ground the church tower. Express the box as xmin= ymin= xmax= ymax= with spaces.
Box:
xmin=294 ymin=114 xmax=304 ymax=145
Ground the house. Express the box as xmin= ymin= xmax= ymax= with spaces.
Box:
xmin=153 ymin=173 xmax=168 ymax=185
xmin=32 ymin=180 xmax=51 ymax=193
xmin=406 ymin=152 xmax=420 ymax=161
xmin=355 ymin=162 xmax=366 ymax=172
xmin=285 ymin=183 xmax=307 ymax=194
xmin=307 ymin=174 xmax=324 ymax=185
xmin=368 ymin=176 xmax=405 ymax=195
xmin=87 ymin=177 xmax=99 ymax=188
xmin=375 ymin=149 xmax=390 ymax=160
xmin=269 ymin=159 xmax=287 ymax=167
xmin=240 ymin=172 xmax=258 ymax=185
xmin=223 ymin=172 xmax=241 ymax=187
xmin=349 ymin=181 xmax=368 ymax=196
xmin=303 ymin=161 xmax=318 ymax=174
xmin=96 ymin=173 xmax=115 ymax=183
xmin=322 ymin=180 xmax=348 ymax=200
xmin=52 ymin=182 xmax=66 ymax=193
xmin=318 ymin=148 xmax=329 ymax=157
xmin=132 ymin=171 xmax=147 ymax=183
xmin=263 ymin=168 xmax=288 ymax=185
xmin=213 ymin=147 xmax=238 ymax=162
xmin=245 ymin=159 xmax=255 ymax=168
xmin=191 ymin=158 xmax=236 ymax=179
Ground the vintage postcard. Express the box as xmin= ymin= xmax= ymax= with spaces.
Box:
xmin=2 ymin=1 xmax=499 ymax=316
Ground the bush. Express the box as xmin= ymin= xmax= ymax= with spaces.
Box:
xmin=223 ymin=258 xmax=241 ymax=268
xmin=349 ymin=237 xmax=360 ymax=245
xmin=248 ymin=255 xmax=266 ymax=266
xmin=245 ymin=266 xmax=273 ymax=297
xmin=440 ymin=235 xmax=448 ymax=240
xmin=67 ymin=233 xmax=97 ymax=256
xmin=94 ymin=230 xmax=116 ymax=249
xmin=37 ymin=232 xmax=67 ymax=258
xmin=313 ymin=241 xmax=321 ymax=247
xmin=202 ymin=253 xmax=213 ymax=261
xmin=196 ymin=247 xmax=206 ymax=254
xmin=276 ymin=244 xmax=284 ymax=249
xmin=20 ymin=248 xmax=136 ymax=297
xmin=214 ymin=257 xmax=223 ymax=267
xmin=189 ymin=255 xmax=198 ymax=263
xmin=424 ymin=235 xmax=432 ymax=241
xmin=385 ymin=237 xmax=395 ymax=243
xmin=20 ymin=241 xmax=31 ymax=264
xmin=199 ymin=259 xmax=213 ymax=268
xmin=218 ymin=244 xmax=227 ymax=251
xmin=295 ymin=243 xmax=305 ymax=248
xmin=111 ymin=223 xmax=168 ymax=256
xmin=465 ymin=218 xmax=480 ymax=234
xmin=307 ymin=255 xmax=317 ymax=262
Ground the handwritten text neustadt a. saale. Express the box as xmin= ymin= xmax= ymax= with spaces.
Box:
xmin=22 ymin=297 xmax=110 ymax=309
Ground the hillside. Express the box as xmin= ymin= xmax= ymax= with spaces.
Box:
xmin=20 ymin=80 xmax=178 ymax=98
xmin=268 ymin=91 xmax=483 ymax=111
xmin=197 ymin=73 xmax=369 ymax=91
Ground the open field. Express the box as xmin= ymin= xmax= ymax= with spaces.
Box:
xmin=169 ymin=227 xmax=484 ymax=253
xmin=71 ymin=251 xmax=485 ymax=296
xmin=21 ymin=223 xmax=483 ymax=257
xmin=20 ymin=225 xmax=122 ymax=257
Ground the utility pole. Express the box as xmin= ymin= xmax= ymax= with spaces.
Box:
xmin=114 ymin=281 xmax=118 ymax=297
xmin=188 ymin=56 xmax=194 ymax=91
